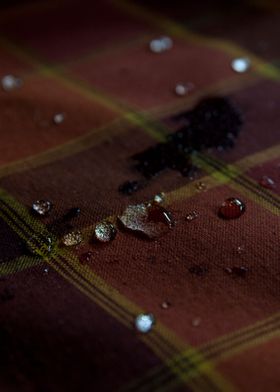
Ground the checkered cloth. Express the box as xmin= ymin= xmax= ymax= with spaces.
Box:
xmin=0 ymin=1 xmax=279 ymax=391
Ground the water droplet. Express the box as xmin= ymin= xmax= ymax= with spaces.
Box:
xmin=231 ymin=58 xmax=251 ymax=73
xmin=94 ymin=222 xmax=116 ymax=243
xmin=161 ymin=301 xmax=170 ymax=309
xmin=153 ymin=192 xmax=166 ymax=204
xmin=119 ymin=203 xmax=174 ymax=239
xmin=53 ymin=113 xmax=65 ymax=124
xmin=43 ymin=268 xmax=49 ymax=274
xmin=1 ymin=74 xmax=22 ymax=91
xmin=189 ymin=264 xmax=208 ymax=276
xmin=175 ymin=82 xmax=194 ymax=97
xmin=62 ymin=231 xmax=82 ymax=246
xmin=32 ymin=200 xmax=52 ymax=216
xmin=196 ymin=182 xmax=207 ymax=192
xmin=225 ymin=267 xmax=233 ymax=274
xmin=237 ymin=245 xmax=245 ymax=254
xmin=259 ymin=176 xmax=276 ymax=189
xmin=185 ymin=211 xmax=199 ymax=221
xmin=119 ymin=180 xmax=140 ymax=195
xmin=149 ymin=36 xmax=173 ymax=53
xmin=135 ymin=313 xmax=155 ymax=333
xmin=79 ymin=251 xmax=93 ymax=264
xmin=219 ymin=197 xmax=245 ymax=219
xmin=192 ymin=317 xmax=201 ymax=327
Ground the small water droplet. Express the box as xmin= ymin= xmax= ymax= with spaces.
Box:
xmin=161 ymin=301 xmax=170 ymax=309
xmin=185 ymin=211 xmax=199 ymax=221
xmin=225 ymin=267 xmax=233 ymax=274
xmin=119 ymin=203 xmax=174 ymax=239
xmin=259 ymin=176 xmax=276 ymax=189
xmin=153 ymin=192 xmax=166 ymax=204
xmin=149 ymin=36 xmax=173 ymax=53
xmin=62 ymin=231 xmax=82 ymax=246
xmin=94 ymin=222 xmax=116 ymax=243
xmin=32 ymin=200 xmax=52 ymax=216
xmin=192 ymin=317 xmax=201 ymax=327
xmin=119 ymin=180 xmax=140 ymax=195
xmin=43 ymin=268 xmax=49 ymax=274
xmin=53 ymin=113 xmax=65 ymax=125
xmin=135 ymin=313 xmax=155 ymax=333
xmin=237 ymin=245 xmax=245 ymax=254
xmin=219 ymin=197 xmax=245 ymax=219
xmin=196 ymin=182 xmax=207 ymax=192
xmin=175 ymin=82 xmax=194 ymax=97
xmin=1 ymin=74 xmax=22 ymax=91
xmin=231 ymin=58 xmax=251 ymax=73
xmin=79 ymin=251 xmax=93 ymax=264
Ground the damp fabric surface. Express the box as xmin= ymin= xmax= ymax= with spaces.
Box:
xmin=0 ymin=1 xmax=280 ymax=391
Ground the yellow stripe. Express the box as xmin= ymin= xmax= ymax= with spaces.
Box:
xmin=117 ymin=0 xmax=280 ymax=82
xmin=0 ymin=188 xmax=232 ymax=392
xmin=0 ymin=118 xmax=125 ymax=179
xmin=0 ymin=255 xmax=42 ymax=277
xmin=123 ymin=312 xmax=280 ymax=391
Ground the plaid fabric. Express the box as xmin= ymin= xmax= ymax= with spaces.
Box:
xmin=0 ymin=0 xmax=279 ymax=391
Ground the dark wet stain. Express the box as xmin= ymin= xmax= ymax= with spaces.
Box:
xmin=118 ymin=180 xmax=141 ymax=195
xmin=62 ymin=207 xmax=81 ymax=221
xmin=225 ymin=266 xmax=248 ymax=277
xmin=132 ymin=97 xmax=243 ymax=179
xmin=188 ymin=264 xmax=209 ymax=276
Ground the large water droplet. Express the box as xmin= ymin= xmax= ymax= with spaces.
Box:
xmin=119 ymin=203 xmax=174 ymax=239
xmin=219 ymin=198 xmax=245 ymax=219
xmin=135 ymin=313 xmax=155 ymax=333
xmin=32 ymin=200 xmax=52 ymax=216
xmin=94 ymin=222 xmax=116 ymax=242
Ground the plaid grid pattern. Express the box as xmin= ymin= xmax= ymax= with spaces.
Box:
xmin=0 ymin=0 xmax=279 ymax=391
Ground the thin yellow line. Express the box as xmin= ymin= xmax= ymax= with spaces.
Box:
xmin=0 ymin=118 xmax=125 ymax=179
xmin=0 ymin=188 xmax=232 ymax=392
xmin=117 ymin=0 xmax=280 ymax=82
xmin=123 ymin=312 xmax=280 ymax=391
xmin=0 ymin=255 xmax=42 ymax=276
